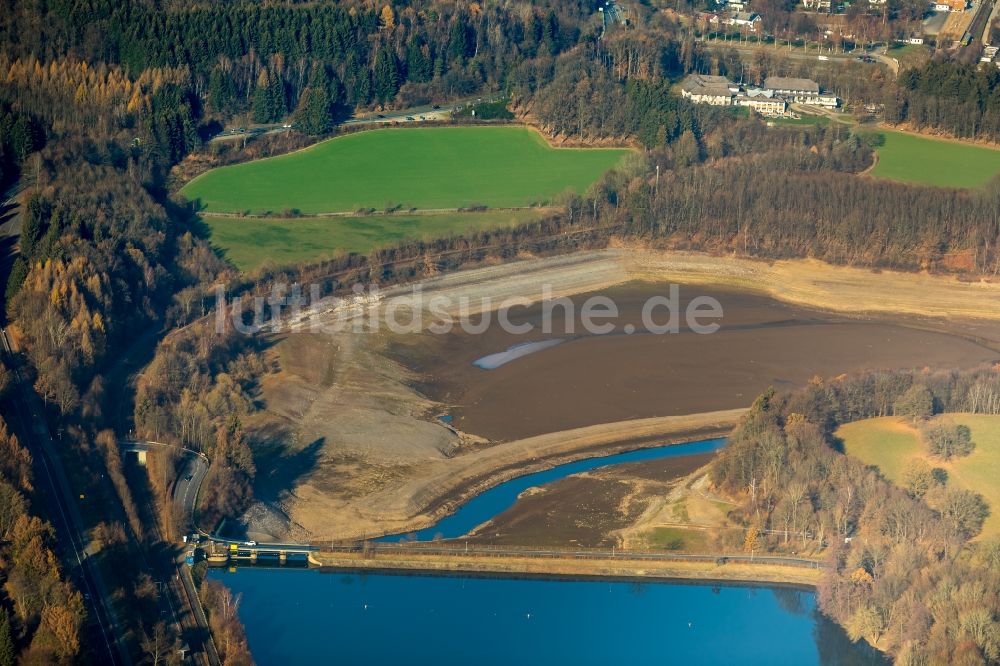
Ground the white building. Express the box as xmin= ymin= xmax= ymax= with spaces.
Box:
xmin=680 ymin=74 xmax=739 ymax=105
xmin=763 ymin=76 xmax=839 ymax=108
xmin=735 ymin=88 xmax=788 ymax=115
xmin=727 ymin=11 xmax=762 ymax=26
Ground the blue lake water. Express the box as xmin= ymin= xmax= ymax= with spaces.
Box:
xmin=378 ymin=437 xmax=728 ymax=541
xmin=210 ymin=567 xmax=886 ymax=665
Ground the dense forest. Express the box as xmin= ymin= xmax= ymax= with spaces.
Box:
xmin=0 ymin=0 xmax=592 ymax=127
xmin=712 ymin=367 xmax=1000 ymax=663
xmin=0 ymin=415 xmax=84 ymax=662
xmin=889 ymin=61 xmax=1000 ymax=142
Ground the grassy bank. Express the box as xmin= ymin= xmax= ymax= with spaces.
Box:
xmin=839 ymin=414 xmax=1000 ymax=537
xmin=205 ymin=209 xmax=551 ymax=271
xmin=182 ymin=126 xmax=629 ymax=214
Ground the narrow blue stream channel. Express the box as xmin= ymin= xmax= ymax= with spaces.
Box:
xmin=378 ymin=437 xmax=728 ymax=541
xmin=209 ymin=568 xmax=887 ymax=665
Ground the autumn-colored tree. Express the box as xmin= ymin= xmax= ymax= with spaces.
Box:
xmin=849 ymin=566 xmax=874 ymax=586
xmin=379 ymin=5 xmax=395 ymax=31
xmin=901 ymin=458 xmax=936 ymax=499
xmin=743 ymin=526 xmax=760 ymax=559
xmin=200 ymin=580 xmax=253 ymax=665
xmin=0 ymin=420 xmax=32 ymax=492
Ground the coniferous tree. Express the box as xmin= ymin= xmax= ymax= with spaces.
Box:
xmin=293 ymin=67 xmax=335 ymax=135
xmin=207 ymin=68 xmax=235 ymax=114
xmin=373 ymin=47 xmax=399 ymax=105
xmin=252 ymin=69 xmax=286 ymax=123
xmin=345 ymin=55 xmax=372 ymax=107
xmin=0 ymin=609 xmax=13 ymax=666
xmin=406 ymin=39 xmax=433 ymax=83
xmin=448 ymin=17 xmax=474 ymax=65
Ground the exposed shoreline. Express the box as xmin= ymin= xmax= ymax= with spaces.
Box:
xmin=353 ymin=413 xmax=743 ymax=540
xmin=255 ymin=247 xmax=1000 ymax=542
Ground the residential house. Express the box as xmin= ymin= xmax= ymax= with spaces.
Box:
xmin=728 ymin=11 xmax=762 ymax=26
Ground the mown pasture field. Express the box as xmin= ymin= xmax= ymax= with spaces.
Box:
xmin=205 ymin=209 xmax=550 ymax=271
xmin=182 ymin=126 xmax=629 ymax=214
xmin=868 ymin=130 xmax=1000 ymax=188
xmin=839 ymin=414 xmax=1000 ymax=538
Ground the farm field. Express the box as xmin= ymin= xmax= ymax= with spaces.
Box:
xmin=206 ymin=209 xmax=550 ymax=271
xmin=839 ymin=414 xmax=1000 ymax=538
xmin=868 ymin=130 xmax=1000 ymax=188
xmin=182 ymin=126 xmax=629 ymax=214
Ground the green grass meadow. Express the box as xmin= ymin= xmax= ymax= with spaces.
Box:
xmin=868 ymin=130 xmax=1000 ymax=188
xmin=205 ymin=209 xmax=550 ymax=271
xmin=183 ymin=126 xmax=629 ymax=214
xmin=839 ymin=414 xmax=1000 ymax=538
xmin=645 ymin=526 xmax=709 ymax=552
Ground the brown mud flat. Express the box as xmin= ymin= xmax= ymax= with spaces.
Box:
xmin=389 ymin=282 xmax=1000 ymax=441
xmin=465 ymin=452 xmax=714 ymax=548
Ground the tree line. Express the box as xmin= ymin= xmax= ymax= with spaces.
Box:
xmin=0 ymin=0 xmax=593 ymax=134
xmin=888 ymin=61 xmax=1000 ymax=142
xmin=711 ymin=366 xmax=1000 ymax=662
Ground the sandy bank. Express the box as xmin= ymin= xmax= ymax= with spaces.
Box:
xmin=342 ymin=247 xmax=1000 ymax=325
xmin=624 ymin=250 xmax=1000 ymax=323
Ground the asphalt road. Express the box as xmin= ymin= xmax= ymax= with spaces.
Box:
xmin=120 ymin=441 xmax=209 ymax=541
xmin=209 ymin=94 xmax=497 ymax=143
xmin=702 ymin=36 xmax=903 ymax=77
xmin=174 ymin=453 xmax=209 ymax=527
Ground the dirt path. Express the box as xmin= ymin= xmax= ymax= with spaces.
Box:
xmin=199 ymin=205 xmax=563 ymax=220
